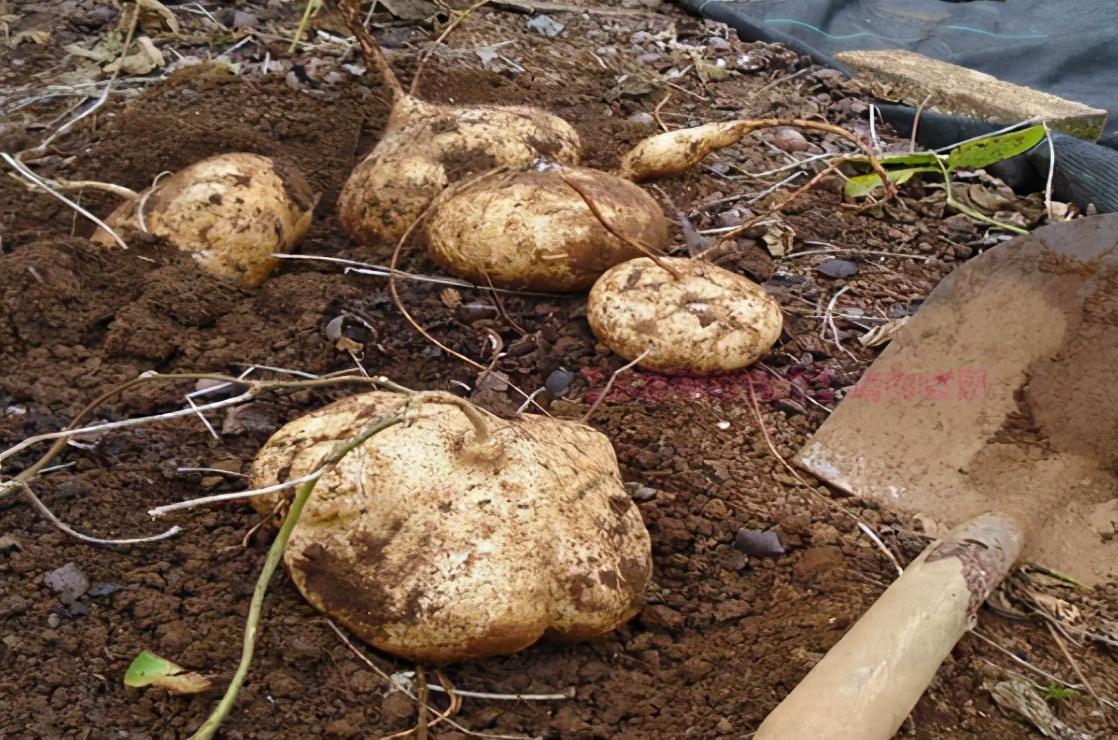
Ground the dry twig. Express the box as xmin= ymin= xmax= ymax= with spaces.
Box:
xmin=1047 ymin=622 xmax=1109 ymax=714
xmin=652 ymin=92 xmax=672 ymax=133
xmin=581 ymin=350 xmax=650 ymax=423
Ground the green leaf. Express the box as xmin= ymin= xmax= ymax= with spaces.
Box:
xmin=125 ymin=650 xmax=211 ymax=694
xmin=946 ymin=125 xmax=1045 ymax=172
xmin=1043 ymin=684 xmax=1078 ymax=702
xmin=844 ymin=167 xmax=938 ymax=199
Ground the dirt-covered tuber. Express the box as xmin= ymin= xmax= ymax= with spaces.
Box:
xmin=338 ymin=96 xmax=580 ymax=244
xmin=619 ymin=121 xmax=753 ymax=182
xmin=250 ymin=391 xmax=651 ymax=664
xmin=424 ymin=164 xmax=669 ymax=291
xmin=92 ymin=153 xmax=314 ymax=288
xmin=618 ymin=118 xmax=884 ymax=185
xmin=587 ymin=257 xmax=783 ymax=372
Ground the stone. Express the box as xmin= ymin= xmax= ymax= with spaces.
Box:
xmin=835 ymin=50 xmax=1107 ymax=141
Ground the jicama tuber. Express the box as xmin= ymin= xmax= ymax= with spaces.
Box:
xmin=618 ymin=118 xmax=889 ymax=190
xmin=330 ymin=0 xmax=580 ymax=244
xmin=587 ymin=257 xmax=783 ymax=372
xmin=424 ymin=164 xmax=669 ymax=291
xmin=250 ymin=391 xmax=652 ymax=664
xmin=92 ymin=152 xmax=314 ymax=288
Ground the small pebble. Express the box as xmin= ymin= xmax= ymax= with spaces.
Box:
xmin=232 ymin=10 xmax=258 ymax=29
xmin=817 ymin=258 xmax=859 ymax=278
xmin=771 ymin=127 xmax=809 ymax=153
xmin=44 ymin=562 xmax=89 ymax=602
xmin=545 ymin=368 xmax=577 ymax=397
xmin=89 ymin=583 xmax=123 ymax=598
xmin=734 ymin=528 xmax=785 ymax=557
xmin=47 ymin=613 xmax=61 ymax=629
xmin=527 ymin=14 xmax=564 ymax=38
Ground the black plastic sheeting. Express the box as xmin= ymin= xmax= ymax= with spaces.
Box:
xmin=678 ymin=0 xmax=1118 ymax=213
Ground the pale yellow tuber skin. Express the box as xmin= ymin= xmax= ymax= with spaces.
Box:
xmin=587 ymin=257 xmax=783 ymax=373
xmin=425 ymin=165 xmax=669 ymax=292
xmin=92 ymin=153 xmax=314 ymax=288
xmin=250 ymin=391 xmax=652 ymax=664
xmin=338 ymin=95 xmax=581 ymax=244
xmin=618 ymin=121 xmax=750 ymax=182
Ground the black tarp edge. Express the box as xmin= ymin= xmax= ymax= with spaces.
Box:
xmin=677 ymin=0 xmax=1118 ymax=214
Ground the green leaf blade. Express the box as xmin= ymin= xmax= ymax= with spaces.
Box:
xmin=844 ymin=167 xmax=938 ymax=199
xmin=125 ymin=650 xmax=176 ymax=687
xmin=125 ymin=650 xmax=211 ymax=694
xmin=946 ymin=125 xmax=1045 ymax=172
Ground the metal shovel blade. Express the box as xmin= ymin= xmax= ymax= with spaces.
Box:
xmin=795 ymin=214 xmax=1118 ymax=584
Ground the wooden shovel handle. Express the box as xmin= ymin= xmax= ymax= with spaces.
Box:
xmin=756 ymin=512 xmax=1024 ymax=740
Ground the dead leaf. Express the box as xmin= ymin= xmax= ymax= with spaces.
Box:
xmin=956 ymin=182 xmax=1015 ymax=215
xmin=9 ymin=29 xmax=50 ymax=47
xmin=858 ymin=317 xmax=909 ymax=347
xmin=761 ymin=220 xmax=794 ymax=257
xmin=1030 ymin=592 xmax=1081 ymax=625
xmin=136 ymin=0 xmax=180 ymax=35
xmin=689 ymin=51 xmax=734 ymax=82
xmin=104 ymin=36 xmax=164 ymax=75
xmin=335 ymin=336 xmax=363 ymax=353
xmin=65 ymin=42 xmax=115 ymax=63
xmin=439 ymin=288 xmax=462 ymax=309
xmin=987 ymin=678 xmax=1090 ymax=740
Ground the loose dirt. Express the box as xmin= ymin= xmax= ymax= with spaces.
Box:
xmin=1 ymin=1 xmax=1115 ymax=738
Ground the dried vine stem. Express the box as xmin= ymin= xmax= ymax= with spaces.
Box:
xmin=17 ymin=0 xmax=140 ymax=163
xmin=383 ymin=170 xmax=552 ymax=415
xmin=744 ymin=383 xmax=904 ymax=577
xmin=328 ymin=0 xmax=404 ymax=99
xmin=736 ymin=118 xmax=892 ymax=196
xmin=0 ymin=371 xmax=408 ymax=499
xmin=1 ymin=152 xmax=132 ymax=250
xmin=700 ymin=161 xmax=843 ymax=260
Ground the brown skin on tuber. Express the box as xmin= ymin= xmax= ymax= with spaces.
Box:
xmin=425 ymin=164 xmax=670 ymax=292
xmin=250 ymin=391 xmax=652 ymax=664
xmin=92 ymin=153 xmax=314 ymax=288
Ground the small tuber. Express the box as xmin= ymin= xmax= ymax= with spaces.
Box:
xmin=587 ymin=257 xmax=783 ymax=373
xmin=92 ymin=153 xmax=314 ymax=288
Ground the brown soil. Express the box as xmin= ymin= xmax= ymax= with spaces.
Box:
xmin=1 ymin=1 xmax=1115 ymax=738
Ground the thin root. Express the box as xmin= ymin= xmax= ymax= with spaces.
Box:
xmin=581 ymin=350 xmax=650 ymax=423
xmin=560 ymin=174 xmax=681 ymax=279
